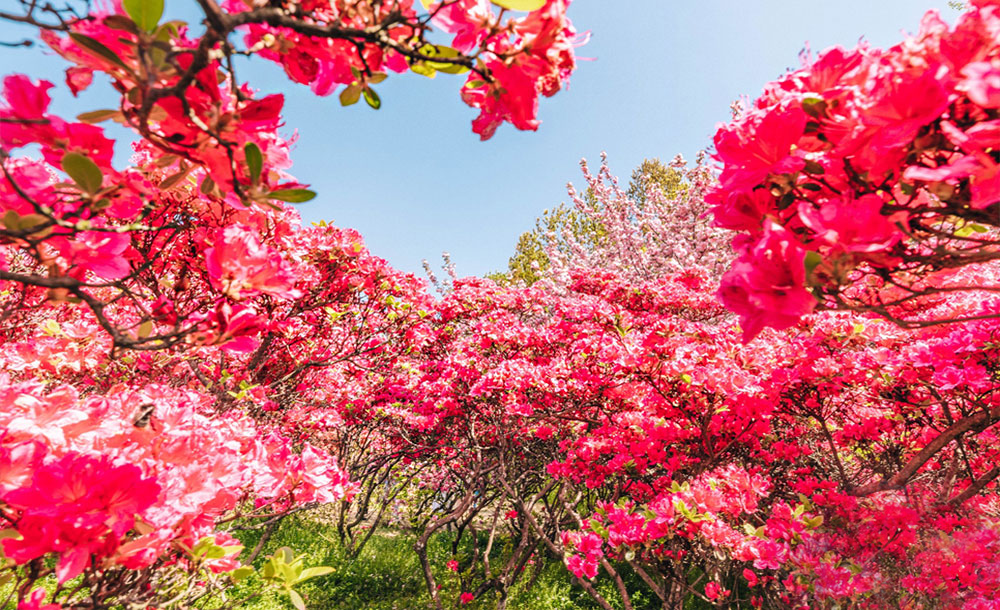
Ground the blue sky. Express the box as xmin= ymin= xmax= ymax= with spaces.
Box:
xmin=1 ymin=1 xmax=955 ymax=277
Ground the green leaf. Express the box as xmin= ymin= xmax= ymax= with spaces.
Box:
xmin=339 ymin=84 xmax=362 ymax=106
xmin=231 ymin=566 xmax=254 ymax=583
xmin=77 ymin=109 xmax=121 ymax=124
xmin=158 ymin=168 xmax=189 ymax=190
xmin=492 ymin=0 xmax=545 ymax=10
xmin=191 ymin=536 xmax=214 ymax=558
xmin=588 ymin=522 xmax=608 ymax=539
xmin=363 ymin=88 xmax=381 ymax=110
xmin=103 ymin=14 xmax=140 ymax=33
xmin=69 ymin=33 xmax=130 ymax=70
xmin=244 ymin=142 xmax=263 ymax=184
xmin=804 ymin=515 xmax=824 ymax=529
xmin=410 ymin=63 xmax=437 ymax=78
xmin=61 ymin=152 xmax=104 ymax=194
xmin=0 ymin=529 xmax=22 ymax=541
xmin=205 ymin=542 xmax=226 ymax=559
xmin=801 ymin=97 xmax=827 ymax=118
xmin=804 ymin=251 xmax=823 ymax=281
xmin=2 ymin=210 xmax=22 ymax=232
xmin=124 ymin=0 xmax=164 ymax=32
xmin=16 ymin=214 xmax=47 ymax=233
xmin=154 ymin=154 xmax=179 ymax=167
xmin=955 ymin=222 xmax=989 ymax=237
xmin=200 ymin=175 xmax=216 ymax=196
xmin=288 ymin=590 xmax=306 ymax=610
xmin=268 ymin=189 xmax=316 ymax=203
xmin=421 ymin=45 xmax=470 ymax=74
xmin=296 ymin=566 xmax=334 ymax=583
xmin=221 ymin=544 xmax=244 ymax=557
xmin=137 ymin=320 xmax=153 ymax=339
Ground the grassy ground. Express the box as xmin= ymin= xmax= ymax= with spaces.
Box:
xmin=226 ymin=514 xmax=656 ymax=610
xmin=2 ymin=516 xmax=705 ymax=609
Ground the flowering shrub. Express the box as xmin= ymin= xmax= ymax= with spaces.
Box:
xmin=711 ymin=0 xmax=1000 ymax=337
xmin=2 ymin=0 xmax=1000 ymax=609
xmin=0 ymin=0 xmax=582 ymax=607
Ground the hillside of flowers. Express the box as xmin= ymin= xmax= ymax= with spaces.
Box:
xmin=0 ymin=0 xmax=999 ymax=609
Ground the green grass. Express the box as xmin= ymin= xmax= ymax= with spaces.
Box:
xmin=225 ymin=515 xmax=655 ymax=610
xmin=0 ymin=515 xmax=704 ymax=609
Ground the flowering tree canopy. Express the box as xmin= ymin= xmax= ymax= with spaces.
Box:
xmin=496 ymin=154 xmax=731 ymax=288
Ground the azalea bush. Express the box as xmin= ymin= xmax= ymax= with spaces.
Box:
xmin=0 ymin=0 xmax=582 ymax=607
xmin=712 ymin=0 xmax=1000 ymax=337
xmin=3 ymin=0 xmax=1000 ymax=609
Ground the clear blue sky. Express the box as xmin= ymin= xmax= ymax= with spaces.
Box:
xmin=1 ymin=1 xmax=954 ymax=277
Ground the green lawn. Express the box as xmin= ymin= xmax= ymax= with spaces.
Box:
xmin=1 ymin=514 xmax=702 ymax=609
xmin=226 ymin=514 xmax=649 ymax=610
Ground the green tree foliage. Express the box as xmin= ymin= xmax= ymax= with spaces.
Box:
xmin=626 ymin=157 xmax=685 ymax=206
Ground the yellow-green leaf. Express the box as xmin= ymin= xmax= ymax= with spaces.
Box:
xmin=268 ymin=188 xmax=316 ymax=203
xmin=124 ymin=0 xmax=164 ymax=32
xmin=61 ymin=152 xmax=104 ymax=194
xmin=69 ymin=33 xmax=130 ymax=70
xmin=492 ymin=0 xmax=545 ymax=10
xmin=244 ymin=142 xmax=263 ymax=184
xmin=339 ymin=84 xmax=362 ymax=106
xmin=296 ymin=566 xmax=334 ymax=583
xmin=77 ymin=109 xmax=121 ymax=123
xmin=231 ymin=566 xmax=254 ymax=583
xmin=420 ymin=45 xmax=470 ymax=74
xmin=363 ymin=88 xmax=381 ymax=110
xmin=410 ymin=63 xmax=437 ymax=78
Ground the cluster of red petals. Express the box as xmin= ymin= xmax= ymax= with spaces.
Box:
xmin=228 ymin=0 xmax=582 ymax=140
xmin=710 ymin=0 xmax=1000 ymax=338
xmin=0 ymin=380 xmax=352 ymax=588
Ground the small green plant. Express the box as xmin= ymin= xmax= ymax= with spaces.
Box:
xmin=260 ymin=547 xmax=335 ymax=610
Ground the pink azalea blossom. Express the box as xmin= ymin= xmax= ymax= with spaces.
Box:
xmin=960 ymin=60 xmax=1000 ymax=107
xmin=718 ymin=223 xmax=816 ymax=341
xmin=205 ymin=225 xmax=300 ymax=300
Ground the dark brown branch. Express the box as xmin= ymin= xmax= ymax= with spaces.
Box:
xmin=946 ymin=465 xmax=1000 ymax=508
xmin=851 ymin=405 xmax=1000 ymax=496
